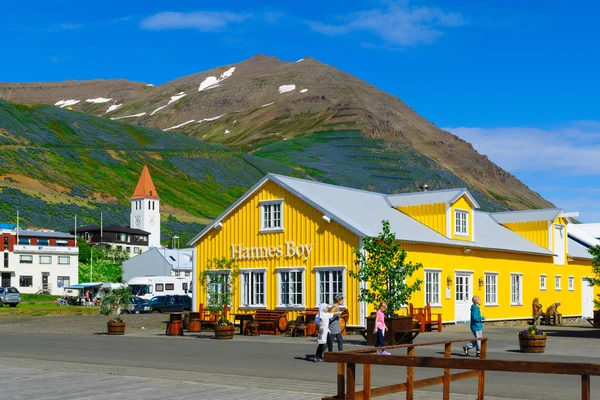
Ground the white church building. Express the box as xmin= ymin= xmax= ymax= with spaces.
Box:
xmin=74 ymin=165 xmax=163 ymax=255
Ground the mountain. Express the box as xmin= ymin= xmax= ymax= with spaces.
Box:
xmin=0 ymin=99 xmax=301 ymax=242
xmin=0 ymin=54 xmax=553 ymax=217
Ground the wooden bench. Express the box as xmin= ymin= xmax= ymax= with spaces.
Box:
xmin=254 ymin=310 xmax=288 ymax=335
xmin=198 ymin=304 xmax=229 ymax=328
xmin=409 ymin=303 xmax=443 ymax=332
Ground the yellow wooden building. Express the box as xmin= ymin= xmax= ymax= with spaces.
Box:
xmin=189 ymin=174 xmax=596 ymax=327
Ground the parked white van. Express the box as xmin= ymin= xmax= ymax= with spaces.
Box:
xmin=127 ymin=276 xmax=190 ymax=300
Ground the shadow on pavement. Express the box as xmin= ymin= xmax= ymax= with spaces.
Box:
xmin=542 ymin=326 xmax=600 ymax=339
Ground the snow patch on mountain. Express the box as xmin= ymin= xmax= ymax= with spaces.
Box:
xmin=279 ymin=85 xmax=295 ymax=94
xmin=168 ymin=92 xmax=187 ymax=105
xmin=300 ymin=89 xmax=308 ymax=93
xmin=261 ymin=102 xmax=275 ymax=107
xmin=106 ymin=104 xmax=122 ymax=113
xmin=86 ymin=98 xmax=112 ymax=104
xmin=164 ymin=120 xmax=195 ymax=131
xmin=224 ymin=129 xmax=230 ymax=134
xmin=110 ymin=112 xmax=146 ymax=120
xmin=198 ymin=67 xmax=236 ymax=91
xmin=197 ymin=114 xmax=225 ymax=123
xmin=55 ymin=99 xmax=80 ymax=108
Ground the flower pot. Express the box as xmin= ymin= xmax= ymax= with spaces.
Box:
xmin=214 ymin=324 xmax=235 ymax=340
xmin=519 ymin=334 xmax=546 ymax=353
xmin=107 ymin=320 xmax=126 ymax=336
xmin=365 ymin=315 xmax=414 ymax=346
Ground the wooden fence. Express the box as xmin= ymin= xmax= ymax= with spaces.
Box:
xmin=322 ymin=338 xmax=600 ymax=400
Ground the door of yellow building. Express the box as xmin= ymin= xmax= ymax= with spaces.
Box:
xmin=455 ymin=272 xmax=473 ymax=323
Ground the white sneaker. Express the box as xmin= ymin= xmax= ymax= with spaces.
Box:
xmin=376 ymin=350 xmax=382 ymax=355
xmin=382 ymin=350 xmax=391 ymax=355
xmin=463 ymin=346 xmax=469 ymax=356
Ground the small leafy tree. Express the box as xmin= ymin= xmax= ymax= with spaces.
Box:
xmin=199 ymin=257 xmax=240 ymax=325
xmin=100 ymin=286 xmax=132 ymax=323
xmin=588 ymin=246 xmax=600 ymax=309
xmin=350 ymin=220 xmax=423 ymax=316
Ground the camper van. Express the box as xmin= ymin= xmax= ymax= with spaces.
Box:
xmin=127 ymin=276 xmax=190 ymax=301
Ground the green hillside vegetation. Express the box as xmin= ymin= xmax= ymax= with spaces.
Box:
xmin=0 ymin=99 xmax=301 ymax=242
xmin=253 ymin=130 xmax=510 ymax=212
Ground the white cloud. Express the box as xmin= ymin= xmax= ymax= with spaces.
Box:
xmin=59 ymin=23 xmax=82 ymax=30
xmin=445 ymin=122 xmax=600 ymax=176
xmin=140 ymin=11 xmax=249 ymax=31
xmin=307 ymin=2 xmax=465 ymax=46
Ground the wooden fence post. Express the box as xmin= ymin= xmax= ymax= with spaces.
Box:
xmin=363 ymin=364 xmax=372 ymax=400
xmin=337 ymin=362 xmax=345 ymax=399
xmin=347 ymin=363 xmax=356 ymax=400
xmin=582 ymin=375 xmax=590 ymax=400
xmin=443 ymin=342 xmax=451 ymax=400
xmin=477 ymin=339 xmax=487 ymax=400
xmin=407 ymin=346 xmax=414 ymax=400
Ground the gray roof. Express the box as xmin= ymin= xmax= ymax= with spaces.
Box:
xmin=578 ymin=224 xmax=600 ymax=239
xmin=17 ymin=230 xmax=74 ymax=239
xmin=190 ymin=174 xmax=554 ymax=257
xmin=491 ymin=209 xmax=562 ymax=224
xmin=387 ymin=188 xmax=479 ymax=208
xmin=568 ymin=238 xmax=592 ymax=260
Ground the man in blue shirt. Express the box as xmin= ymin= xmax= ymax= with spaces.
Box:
xmin=463 ymin=295 xmax=485 ymax=357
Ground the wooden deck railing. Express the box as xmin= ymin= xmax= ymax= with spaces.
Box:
xmin=322 ymin=338 xmax=600 ymax=400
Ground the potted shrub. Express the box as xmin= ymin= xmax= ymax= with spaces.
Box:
xmin=518 ymin=325 xmax=546 ymax=353
xmin=587 ymin=246 xmax=600 ymax=328
xmin=350 ymin=220 xmax=423 ymax=346
xmin=200 ymin=257 xmax=240 ymax=340
xmin=100 ymin=286 xmax=132 ymax=335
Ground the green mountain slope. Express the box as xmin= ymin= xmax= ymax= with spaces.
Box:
xmin=253 ymin=130 xmax=510 ymax=212
xmin=0 ymin=99 xmax=301 ymax=242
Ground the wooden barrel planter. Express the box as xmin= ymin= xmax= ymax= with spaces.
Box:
xmin=519 ymin=334 xmax=547 ymax=353
xmin=107 ymin=320 xmax=126 ymax=335
xmin=187 ymin=312 xmax=202 ymax=333
xmin=214 ymin=324 xmax=235 ymax=340
xmin=167 ymin=313 xmax=184 ymax=336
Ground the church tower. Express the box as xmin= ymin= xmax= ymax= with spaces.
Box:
xmin=130 ymin=165 xmax=161 ymax=248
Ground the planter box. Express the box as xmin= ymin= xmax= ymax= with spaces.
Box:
xmin=365 ymin=316 xmax=414 ymax=346
xmin=519 ymin=334 xmax=546 ymax=353
xmin=214 ymin=324 xmax=235 ymax=340
xmin=107 ymin=320 xmax=126 ymax=336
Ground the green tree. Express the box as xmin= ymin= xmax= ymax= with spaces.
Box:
xmin=350 ymin=220 xmax=423 ymax=316
xmin=588 ymin=245 xmax=600 ymax=308
xmin=78 ymin=260 xmax=123 ymax=283
xmin=100 ymin=286 xmax=132 ymax=322
xmin=199 ymin=257 xmax=240 ymax=324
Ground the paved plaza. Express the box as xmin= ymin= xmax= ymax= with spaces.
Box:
xmin=0 ymin=323 xmax=599 ymax=399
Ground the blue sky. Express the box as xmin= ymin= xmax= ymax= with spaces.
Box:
xmin=1 ymin=0 xmax=598 ymax=221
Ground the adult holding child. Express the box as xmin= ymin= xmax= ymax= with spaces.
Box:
xmin=314 ymin=303 xmax=342 ymax=362
xmin=327 ymin=294 xmax=345 ymax=352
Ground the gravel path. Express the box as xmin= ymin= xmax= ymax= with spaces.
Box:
xmin=0 ymin=314 xmax=169 ymax=334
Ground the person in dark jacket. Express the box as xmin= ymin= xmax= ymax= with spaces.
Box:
xmin=463 ymin=295 xmax=485 ymax=357
xmin=327 ymin=295 xmax=345 ymax=352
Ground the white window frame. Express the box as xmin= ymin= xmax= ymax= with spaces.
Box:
xmin=454 ymin=209 xmax=469 ymax=236
xmin=259 ymin=199 xmax=284 ymax=233
xmin=555 ymin=275 xmax=561 ymax=291
xmin=315 ymin=266 xmax=346 ymax=307
xmin=57 ymin=276 xmax=70 ymax=289
xmin=39 ymin=255 xmax=52 ymax=265
xmin=19 ymin=255 xmax=33 ymax=264
xmin=510 ymin=273 xmax=523 ymax=306
xmin=276 ymin=267 xmax=305 ymax=309
xmin=240 ymin=268 xmax=267 ymax=308
xmin=424 ymin=269 xmax=442 ymax=307
xmin=568 ymin=276 xmax=575 ymax=291
xmin=484 ymin=272 xmax=498 ymax=306
xmin=58 ymin=256 xmax=70 ymax=265
xmin=540 ymin=274 xmax=547 ymax=291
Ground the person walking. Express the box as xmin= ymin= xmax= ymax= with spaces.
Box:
xmin=327 ymin=295 xmax=345 ymax=352
xmin=463 ymin=295 xmax=485 ymax=357
xmin=314 ymin=304 xmax=341 ymax=362
xmin=375 ymin=302 xmax=390 ymax=355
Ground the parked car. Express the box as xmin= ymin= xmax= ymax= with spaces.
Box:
xmin=0 ymin=287 xmax=20 ymax=307
xmin=148 ymin=295 xmax=192 ymax=313
xmin=121 ymin=297 xmax=150 ymax=314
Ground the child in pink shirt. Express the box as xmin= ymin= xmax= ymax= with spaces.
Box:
xmin=375 ymin=302 xmax=390 ymax=355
